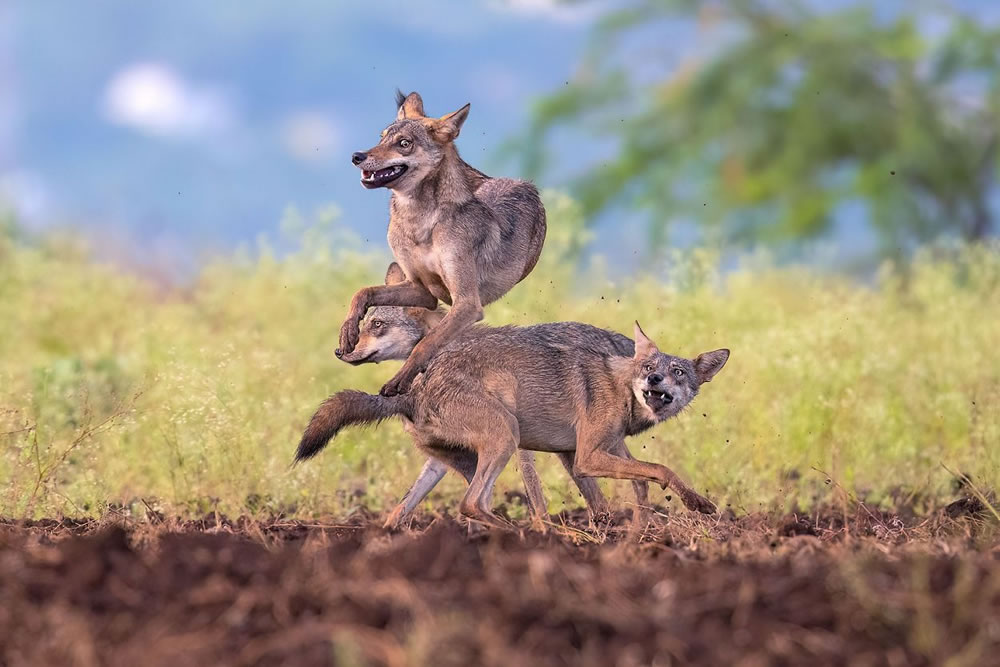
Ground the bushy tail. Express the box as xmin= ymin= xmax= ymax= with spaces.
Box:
xmin=295 ymin=390 xmax=413 ymax=463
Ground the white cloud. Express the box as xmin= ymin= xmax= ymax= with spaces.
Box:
xmin=102 ymin=63 xmax=235 ymax=138
xmin=487 ymin=0 xmax=601 ymax=24
xmin=279 ymin=111 xmax=340 ymax=162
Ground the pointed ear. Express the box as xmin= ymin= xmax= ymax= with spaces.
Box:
xmin=694 ymin=349 xmax=729 ymax=384
xmin=431 ymin=103 xmax=470 ymax=141
xmin=384 ymin=262 xmax=407 ymax=285
xmin=410 ymin=307 xmax=446 ymax=332
xmin=396 ymin=91 xmax=425 ymax=120
xmin=633 ymin=321 xmax=659 ymax=359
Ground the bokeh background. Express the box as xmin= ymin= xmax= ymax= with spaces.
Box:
xmin=6 ymin=0 xmax=999 ymax=274
xmin=2 ymin=1 xmax=601 ymax=277
xmin=1 ymin=1 xmax=998 ymax=519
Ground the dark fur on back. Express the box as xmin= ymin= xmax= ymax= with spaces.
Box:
xmin=296 ymin=391 xmax=413 ymax=462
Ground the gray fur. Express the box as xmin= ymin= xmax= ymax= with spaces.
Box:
xmin=300 ymin=315 xmax=729 ymax=528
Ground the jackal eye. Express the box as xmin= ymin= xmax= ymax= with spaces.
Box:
xmin=398 ymin=138 xmax=411 ymax=149
xmin=643 ymin=363 xmax=654 ymax=373
xmin=673 ymin=368 xmax=685 ymax=377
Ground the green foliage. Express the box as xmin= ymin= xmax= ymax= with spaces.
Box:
xmin=514 ymin=1 xmax=1000 ymax=253
xmin=1 ymin=198 xmax=998 ymax=518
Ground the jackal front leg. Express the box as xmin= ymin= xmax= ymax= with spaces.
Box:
xmin=380 ymin=265 xmax=483 ymax=396
xmin=336 ymin=281 xmax=437 ymax=356
xmin=516 ymin=449 xmax=550 ymax=531
xmin=557 ymin=452 xmax=610 ymax=517
xmin=572 ymin=424 xmax=716 ymax=515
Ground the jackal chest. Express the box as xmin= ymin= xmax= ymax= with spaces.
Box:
xmin=388 ymin=218 xmax=453 ymax=304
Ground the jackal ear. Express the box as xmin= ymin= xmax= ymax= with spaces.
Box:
xmin=396 ymin=91 xmax=425 ymax=120
xmin=409 ymin=307 xmax=445 ymax=332
xmin=384 ymin=262 xmax=407 ymax=285
xmin=433 ymin=103 xmax=470 ymax=141
xmin=633 ymin=321 xmax=659 ymax=359
xmin=694 ymin=349 xmax=730 ymax=384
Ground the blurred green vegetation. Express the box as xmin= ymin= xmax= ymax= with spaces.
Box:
xmin=1 ymin=195 xmax=997 ymax=519
xmin=513 ymin=1 xmax=1000 ymax=257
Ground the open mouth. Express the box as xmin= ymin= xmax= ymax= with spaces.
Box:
xmin=360 ymin=165 xmax=407 ymax=188
xmin=642 ymin=389 xmax=673 ymax=412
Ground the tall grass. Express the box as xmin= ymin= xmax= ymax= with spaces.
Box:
xmin=1 ymin=195 xmax=998 ymax=518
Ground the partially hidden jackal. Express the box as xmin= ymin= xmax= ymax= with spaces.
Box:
xmin=298 ymin=288 xmax=729 ymax=529
xmin=336 ymin=90 xmax=545 ymax=397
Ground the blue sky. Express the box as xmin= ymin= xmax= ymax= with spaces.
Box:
xmin=1 ymin=1 xmax=997 ymax=275
xmin=1 ymin=1 xmax=606 ymax=274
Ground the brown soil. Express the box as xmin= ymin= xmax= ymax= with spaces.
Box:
xmin=1 ymin=502 xmax=999 ymax=667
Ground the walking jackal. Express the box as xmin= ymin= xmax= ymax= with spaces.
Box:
xmin=301 ymin=306 xmax=728 ymax=529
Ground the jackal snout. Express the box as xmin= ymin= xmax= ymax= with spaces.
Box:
xmin=643 ymin=371 xmax=674 ymax=404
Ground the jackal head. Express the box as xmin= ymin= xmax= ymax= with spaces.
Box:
xmin=337 ymin=262 xmax=445 ymax=365
xmin=350 ymin=90 xmax=470 ymax=191
xmin=630 ymin=321 xmax=729 ymax=422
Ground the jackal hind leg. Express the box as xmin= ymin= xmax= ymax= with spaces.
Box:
xmin=416 ymin=442 xmax=477 ymax=484
xmin=425 ymin=400 xmax=518 ymax=530
xmin=383 ymin=438 xmax=477 ymax=528
xmin=516 ymin=449 xmax=550 ymax=532
xmin=383 ymin=457 xmax=449 ymax=530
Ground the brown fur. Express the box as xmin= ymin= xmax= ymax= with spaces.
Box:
xmin=337 ymin=91 xmax=546 ymax=397
xmin=299 ymin=317 xmax=728 ymax=529
xmin=322 ymin=272 xmax=624 ymax=528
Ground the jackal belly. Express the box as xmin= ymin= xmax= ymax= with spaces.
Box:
xmin=513 ymin=394 xmax=579 ymax=453
xmin=517 ymin=419 xmax=577 ymax=452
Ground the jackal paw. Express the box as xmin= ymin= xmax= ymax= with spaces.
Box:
xmin=380 ymin=366 xmax=416 ymax=396
xmin=682 ymin=491 xmax=717 ymax=515
xmin=383 ymin=504 xmax=409 ymax=530
xmin=337 ymin=318 xmax=361 ymax=357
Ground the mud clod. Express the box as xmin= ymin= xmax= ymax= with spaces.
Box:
xmin=779 ymin=515 xmax=818 ymax=537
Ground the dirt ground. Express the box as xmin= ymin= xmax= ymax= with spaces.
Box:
xmin=1 ymin=499 xmax=999 ymax=667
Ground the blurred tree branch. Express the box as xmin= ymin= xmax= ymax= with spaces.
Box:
xmin=512 ymin=0 xmax=1000 ymax=254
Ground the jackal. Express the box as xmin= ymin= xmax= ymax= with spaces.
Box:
xmin=300 ymin=313 xmax=728 ymax=529
xmin=332 ymin=264 xmax=637 ymax=528
xmin=336 ymin=90 xmax=546 ymax=397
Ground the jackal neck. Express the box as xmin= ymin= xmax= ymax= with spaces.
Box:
xmin=395 ymin=145 xmax=484 ymax=210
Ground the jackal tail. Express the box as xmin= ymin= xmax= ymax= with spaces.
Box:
xmin=295 ymin=390 xmax=414 ymax=462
